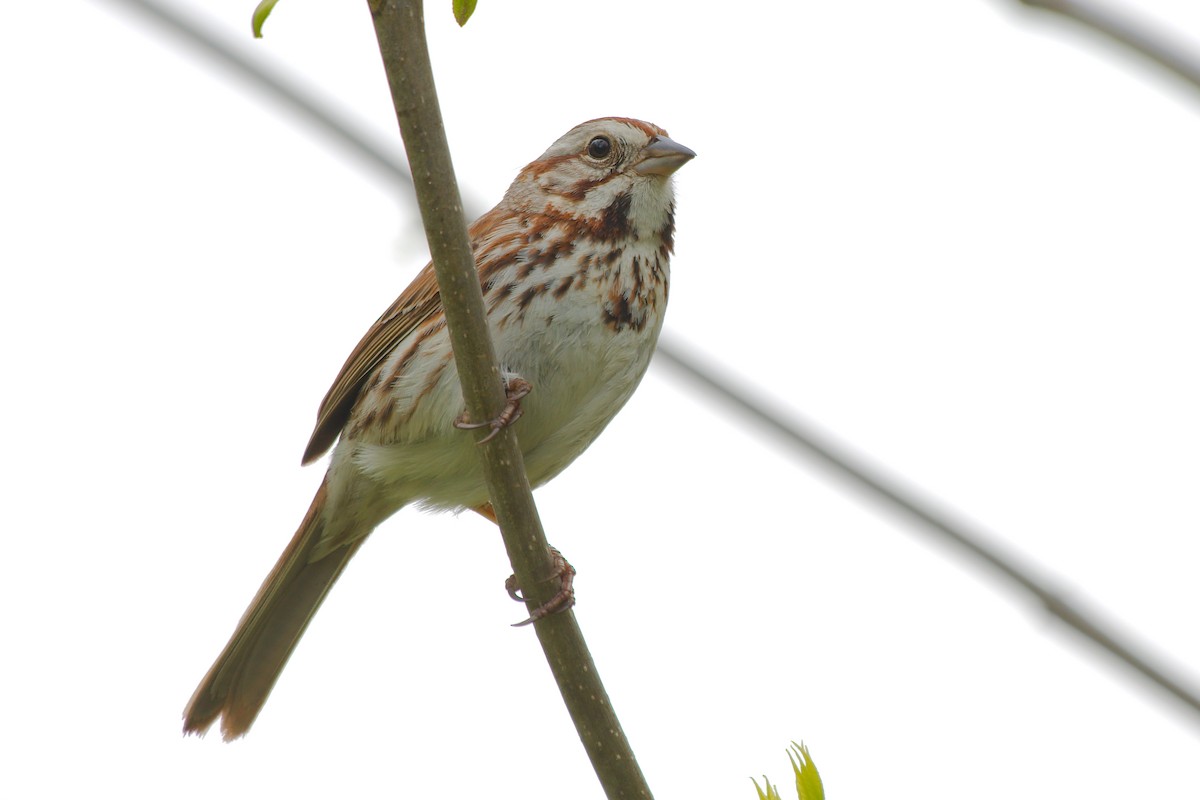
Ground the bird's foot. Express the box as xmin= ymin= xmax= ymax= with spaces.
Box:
xmin=453 ymin=376 xmax=533 ymax=444
xmin=507 ymin=546 xmax=576 ymax=627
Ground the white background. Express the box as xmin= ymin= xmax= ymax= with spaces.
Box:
xmin=3 ymin=0 xmax=1199 ymax=796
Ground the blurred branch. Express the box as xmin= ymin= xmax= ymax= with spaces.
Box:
xmin=100 ymin=0 xmax=414 ymax=192
xmin=1017 ymin=0 xmax=1200 ymax=93
xmin=102 ymin=0 xmax=1200 ymax=725
xmin=655 ymin=340 xmax=1200 ymax=720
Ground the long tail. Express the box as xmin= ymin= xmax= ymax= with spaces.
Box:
xmin=183 ymin=481 xmax=363 ymax=740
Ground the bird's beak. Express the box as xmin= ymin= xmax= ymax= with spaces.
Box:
xmin=633 ymin=136 xmax=696 ymax=176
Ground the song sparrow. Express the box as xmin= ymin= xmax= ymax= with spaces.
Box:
xmin=183 ymin=118 xmax=694 ymax=739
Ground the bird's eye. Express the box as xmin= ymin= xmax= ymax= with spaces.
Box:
xmin=586 ymin=136 xmax=612 ymax=160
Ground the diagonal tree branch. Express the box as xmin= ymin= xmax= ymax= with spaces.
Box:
xmin=104 ymin=0 xmax=413 ymax=187
xmin=366 ymin=1 xmax=653 ymax=796
xmin=1016 ymin=0 xmax=1200 ymax=94
xmin=655 ymin=340 xmax=1200 ymax=720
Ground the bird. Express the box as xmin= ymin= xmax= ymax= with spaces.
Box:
xmin=183 ymin=117 xmax=694 ymax=740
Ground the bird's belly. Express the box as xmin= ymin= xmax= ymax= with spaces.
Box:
xmin=344 ymin=303 xmax=663 ymax=513
xmin=507 ymin=317 xmax=661 ymax=487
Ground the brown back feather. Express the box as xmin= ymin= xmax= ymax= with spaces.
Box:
xmin=299 ymin=210 xmax=512 ymax=465
xmin=300 ymin=263 xmax=444 ymax=464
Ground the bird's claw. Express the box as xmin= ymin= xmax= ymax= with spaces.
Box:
xmin=454 ymin=377 xmax=533 ymax=444
xmin=508 ymin=547 xmax=576 ymax=627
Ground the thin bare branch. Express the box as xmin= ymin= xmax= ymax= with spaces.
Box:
xmin=1017 ymin=0 xmax=1200 ymax=94
xmin=100 ymin=0 xmax=413 ymax=189
xmin=655 ymin=339 xmax=1200 ymax=720
xmin=367 ymin=1 xmax=653 ymax=797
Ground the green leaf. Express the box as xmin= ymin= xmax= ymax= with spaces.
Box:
xmin=453 ymin=0 xmax=478 ymax=26
xmin=750 ymin=776 xmax=782 ymax=800
xmin=787 ymin=742 xmax=824 ymax=800
xmin=251 ymin=0 xmax=281 ymax=39
xmin=753 ymin=743 xmax=823 ymax=800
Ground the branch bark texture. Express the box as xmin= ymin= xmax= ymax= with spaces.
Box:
xmin=366 ymin=1 xmax=653 ymax=796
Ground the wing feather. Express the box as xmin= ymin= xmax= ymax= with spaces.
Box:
xmin=300 ymin=207 xmax=515 ymax=465
xmin=301 ymin=262 xmax=443 ymax=465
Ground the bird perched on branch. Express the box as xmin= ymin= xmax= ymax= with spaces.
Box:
xmin=183 ymin=117 xmax=694 ymax=740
